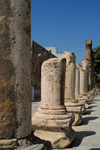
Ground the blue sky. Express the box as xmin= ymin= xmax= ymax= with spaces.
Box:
xmin=31 ymin=0 xmax=100 ymax=64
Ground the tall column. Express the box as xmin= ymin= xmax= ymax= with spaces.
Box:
xmin=82 ymin=59 xmax=89 ymax=92
xmin=80 ymin=68 xmax=86 ymax=95
xmin=76 ymin=66 xmax=87 ymax=113
xmin=32 ymin=58 xmax=75 ymax=148
xmin=75 ymin=67 xmax=80 ymax=98
xmin=85 ymin=39 xmax=94 ymax=90
xmin=64 ymin=52 xmax=76 ymax=102
xmin=63 ymin=52 xmax=82 ymax=126
xmin=0 ymin=0 xmax=31 ymax=147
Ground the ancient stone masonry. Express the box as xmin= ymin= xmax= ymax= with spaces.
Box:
xmin=32 ymin=58 xmax=75 ymax=148
xmin=31 ymin=41 xmax=56 ymax=98
xmin=85 ymin=39 xmax=94 ymax=90
xmin=0 ymin=0 xmax=32 ymax=148
xmin=63 ymin=52 xmax=82 ymax=126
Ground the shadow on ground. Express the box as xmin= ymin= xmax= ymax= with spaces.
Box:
xmin=80 ymin=116 xmax=98 ymax=125
xmin=68 ymin=131 xmax=96 ymax=148
xmin=83 ymin=109 xmax=95 ymax=115
xmin=88 ymin=105 xmax=98 ymax=109
xmin=90 ymin=148 xmax=100 ymax=150
xmin=93 ymin=99 xmax=100 ymax=101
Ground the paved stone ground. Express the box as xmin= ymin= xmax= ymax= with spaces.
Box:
xmin=32 ymin=91 xmax=100 ymax=150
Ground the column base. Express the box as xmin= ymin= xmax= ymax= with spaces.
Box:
xmin=34 ymin=128 xmax=75 ymax=149
xmin=65 ymin=102 xmax=82 ymax=125
xmin=32 ymin=107 xmax=75 ymax=148
xmin=72 ymin=113 xmax=82 ymax=126
xmin=78 ymin=98 xmax=88 ymax=110
xmin=0 ymin=139 xmax=17 ymax=149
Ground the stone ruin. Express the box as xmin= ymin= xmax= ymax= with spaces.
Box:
xmin=62 ymin=52 xmax=83 ymax=125
xmin=85 ymin=39 xmax=95 ymax=90
xmin=0 ymin=0 xmax=96 ymax=148
xmin=32 ymin=58 xmax=75 ymax=148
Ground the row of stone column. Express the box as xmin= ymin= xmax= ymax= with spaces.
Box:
xmin=0 ymin=1 xmax=95 ymax=149
xmin=32 ymin=51 xmax=96 ymax=148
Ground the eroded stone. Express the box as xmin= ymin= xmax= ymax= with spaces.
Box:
xmin=63 ymin=52 xmax=82 ymax=126
xmin=32 ymin=58 xmax=75 ymax=148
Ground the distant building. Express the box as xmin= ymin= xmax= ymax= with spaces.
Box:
xmin=45 ymin=47 xmax=63 ymax=58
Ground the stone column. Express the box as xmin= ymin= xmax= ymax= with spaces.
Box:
xmin=82 ymin=59 xmax=89 ymax=92
xmin=77 ymin=67 xmax=88 ymax=111
xmin=32 ymin=58 xmax=75 ymax=148
xmin=75 ymin=65 xmax=87 ymax=113
xmin=85 ymin=39 xmax=94 ymax=90
xmin=63 ymin=52 xmax=82 ymax=126
xmin=80 ymin=68 xmax=86 ymax=95
xmin=0 ymin=0 xmax=31 ymax=148
xmin=75 ymin=67 xmax=80 ymax=98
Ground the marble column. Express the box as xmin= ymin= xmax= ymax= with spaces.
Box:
xmin=63 ymin=52 xmax=82 ymax=126
xmin=0 ymin=0 xmax=31 ymax=148
xmin=32 ymin=58 xmax=75 ymax=148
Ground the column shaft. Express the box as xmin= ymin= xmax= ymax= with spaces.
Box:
xmin=0 ymin=0 xmax=31 ymax=139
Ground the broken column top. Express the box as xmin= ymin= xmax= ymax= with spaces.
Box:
xmin=85 ymin=39 xmax=92 ymax=45
xmin=82 ymin=59 xmax=89 ymax=71
xmin=41 ymin=57 xmax=66 ymax=110
xmin=63 ymin=51 xmax=76 ymax=64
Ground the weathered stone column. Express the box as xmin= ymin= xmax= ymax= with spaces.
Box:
xmin=32 ymin=58 xmax=75 ymax=148
xmin=75 ymin=65 xmax=87 ymax=113
xmin=77 ymin=67 xmax=89 ymax=111
xmin=63 ymin=52 xmax=82 ymax=126
xmin=82 ymin=59 xmax=89 ymax=92
xmin=85 ymin=39 xmax=94 ymax=90
xmin=75 ymin=67 xmax=80 ymax=98
xmin=80 ymin=68 xmax=86 ymax=95
xmin=64 ymin=52 xmax=76 ymax=101
xmin=0 ymin=0 xmax=31 ymax=148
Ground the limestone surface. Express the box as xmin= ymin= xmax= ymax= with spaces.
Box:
xmin=63 ymin=52 xmax=82 ymax=126
xmin=32 ymin=58 xmax=75 ymax=148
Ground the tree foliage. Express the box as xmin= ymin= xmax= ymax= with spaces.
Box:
xmin=93 ymin=45 xmax=100 ymax=82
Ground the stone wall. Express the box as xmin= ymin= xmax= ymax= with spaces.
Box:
xmin=31 ymin=41 xmax=56 ymax=97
